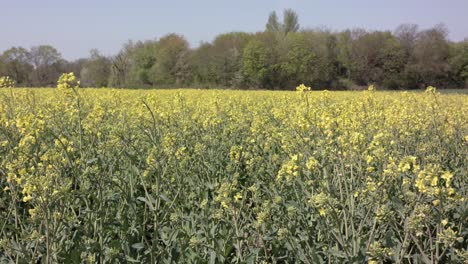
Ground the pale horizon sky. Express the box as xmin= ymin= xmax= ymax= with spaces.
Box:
xmin=1 ymin=0 xmax=467 ymax=60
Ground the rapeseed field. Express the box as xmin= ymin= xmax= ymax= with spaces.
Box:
xmin=0 ymin=85 xmax=467 ymax=263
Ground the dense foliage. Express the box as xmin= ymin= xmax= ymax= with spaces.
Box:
xmin=1 ymin=10 xmax=468 ymax=90
xmin=0 ymin=87 xmax=467 ymax=263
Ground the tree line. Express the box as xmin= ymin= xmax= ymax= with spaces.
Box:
xmin=1 ymin=9 xmax=467 ymax=89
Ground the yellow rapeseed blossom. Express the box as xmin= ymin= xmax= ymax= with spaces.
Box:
xmin=295 ymin=84 xmax=311 ymax=92
xmin=0 ymin=76 xmax=15 ymax=88
xmin=57 ymin=72 xmax=80 ymax=90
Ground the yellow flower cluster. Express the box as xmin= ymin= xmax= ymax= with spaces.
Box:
xmin=276 ymin=154 xmax=300 ymax=183
xmin=0 ymin=76 xmax=15 ymax=88
xmin=295 ymin=83 xmax=311 ymax=92
xmin=57 ymin=72 xmax=80 ymax=90
xmin=414 ymin=164 xmax=455 ymax=197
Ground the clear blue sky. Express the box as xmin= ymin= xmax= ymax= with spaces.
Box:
xmin=1 ymin=0 xmax=467 ymax=60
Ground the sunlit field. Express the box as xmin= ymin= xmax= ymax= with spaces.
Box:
xmin=1 ymin=87 xmax=467 ymax=263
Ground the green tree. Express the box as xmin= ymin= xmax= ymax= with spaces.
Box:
xmin=0 ymin=56 xmax=4 ymax=76
xmin=325 ymin=34 xmax=340 ymax=88
xmin=0 ymin=47 xmax=33 ymax=86
xmin=265 ymin=11 xmax=281 ymax=33
xmin=210 ymin=32 xmax=252 ymax=87
xmin=191 ymin=42 xmax=217 ymax=87
xmin=109 ymin=41 xmax=134 ymax=87
xmin=283 ymin=9 xmax=300 ymax=34
xmin=350 ymin=31 xmax=406 ymax=87
xmin=62 ymin=58 xmax=87 ymax=80
xmin=449 ymin=40 xmax=468 ymax=88
xmin=410 ymin=24 xmax=451 ymax=88
xmin=277 ymin=31 xmax=340 ymax=89
xmin=29 ymin=45 xmax=63 ymax=86
xmin=336 ymin=30 xmax=354 ymax=80
xmin=380 ymin=39 xmax=407 ymax=89
xmin=80 ymin=49 xmax=111 ymax=87
xmin=242 ymin=39 xmax=273 ymax=88
xmin=394 ymin=24 xmax=419 ymax=57
xmin=126 ymin=41 xmax=158 ymax=87
xmin=149 ymin=34 xmax=191 ymax=86
xmin=264 ymin=9 xmax=300 ymax=35
xmin=279 ymin=33 xmax=317 ymax=88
